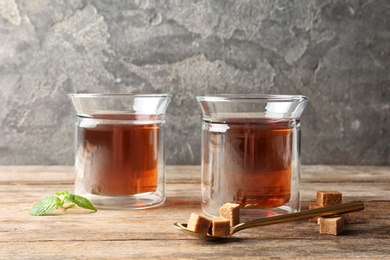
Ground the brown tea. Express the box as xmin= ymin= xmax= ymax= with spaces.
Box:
xmin=77 ymin=114 xmax=161 ymax=196
xmin=203 ymin=118 xmax=294 ymax=209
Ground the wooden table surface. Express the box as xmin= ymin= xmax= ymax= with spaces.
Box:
xmin=1 ymin=165 xmax=389 ymax=259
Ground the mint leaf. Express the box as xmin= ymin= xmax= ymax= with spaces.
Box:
xmin=29 ymin=191 xmax=97 ymax=216
xmin=66 ymin=193 xmax=97 ymax=211
xmin=29 ymin=196 xmax=62 ymax=216
xmin=55 ymin=191 xmax=70 ymax=197
xmin=62 ymin=203 xmax=76 ymax=210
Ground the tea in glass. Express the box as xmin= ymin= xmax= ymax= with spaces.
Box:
xmin=69 ymin=94 xmax=171 ymax=209
xmin=197 ymin=95 xmax=308 ymax=219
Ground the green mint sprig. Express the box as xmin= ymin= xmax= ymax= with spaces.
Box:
xmin=29 ymin=191 xmax=97 ymax=216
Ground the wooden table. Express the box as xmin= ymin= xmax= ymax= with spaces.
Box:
xmin=1 ymin=165 xmax=389 ymax=259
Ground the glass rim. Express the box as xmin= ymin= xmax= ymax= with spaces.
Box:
xmin=196 ymin=94 xmax=308 ymax=102
xmin=68 ymin=93 xmax=172 ymax=98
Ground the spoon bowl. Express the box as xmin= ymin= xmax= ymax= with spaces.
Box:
xmin=174 ymin=201 xmax=364 ymax=240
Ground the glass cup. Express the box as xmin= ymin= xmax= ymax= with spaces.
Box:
xmin=69 ymin=93 xmax=172 ymax=209
xmin=197 ymin=94 xmax=308 ymax=219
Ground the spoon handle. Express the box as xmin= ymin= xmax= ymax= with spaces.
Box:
xmin=231 ymin=201 xmax=364 ymax=234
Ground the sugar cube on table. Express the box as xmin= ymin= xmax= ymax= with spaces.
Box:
xmin=318 ymin=216 xmax=345 ymax=235
xmin=308 ymin=203 xmax=321 ymax=222
xmin=316 ymin=191 xmax=342 ymax=207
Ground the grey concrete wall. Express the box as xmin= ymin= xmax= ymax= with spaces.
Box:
xmin=0 ymin=0 xmax=389 ymax=165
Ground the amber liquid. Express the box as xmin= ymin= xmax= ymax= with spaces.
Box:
xmin=78 ymin=114 xmax=161 ymax=196
xmin=203 ymin=118 xmax=294 ymax=209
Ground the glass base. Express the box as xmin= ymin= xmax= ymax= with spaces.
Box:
xmin=78 ymin=192 xmax=165 ymax=210
xmin=202 ymin=204 xmax=300 ymax=222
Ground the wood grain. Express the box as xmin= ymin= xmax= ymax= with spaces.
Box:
xmin=0 ymin=165 xmax=389 ymax=259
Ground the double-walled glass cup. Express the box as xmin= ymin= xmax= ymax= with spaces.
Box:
xmin=69 ymin=93 xmax=171 ymax=209
xmin=197 ymin=94 xmax=308 ymax=219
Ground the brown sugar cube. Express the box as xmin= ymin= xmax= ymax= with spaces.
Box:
xmin=309 ymin=203 xmax=320 ymax=210
xmin=308 ymin=203 xmax=321 ymax=222
xmin=343 ymin=212 xmax=356 ymax=224
xmin=219 ymin=203 xmax=240 ymax=227
xmin=187 ymin=213 xmax=212 ymax=234
xmin=316 ymin=191 xmax=342 ymax=207
xmin=318 ymin=216 xmax=345 ymax=235
xmin=210 ymin=217 xmax=231 ymax=237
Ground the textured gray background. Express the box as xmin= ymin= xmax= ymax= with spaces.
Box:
xmin=0 ymin=0 xmax=389 ymax=166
